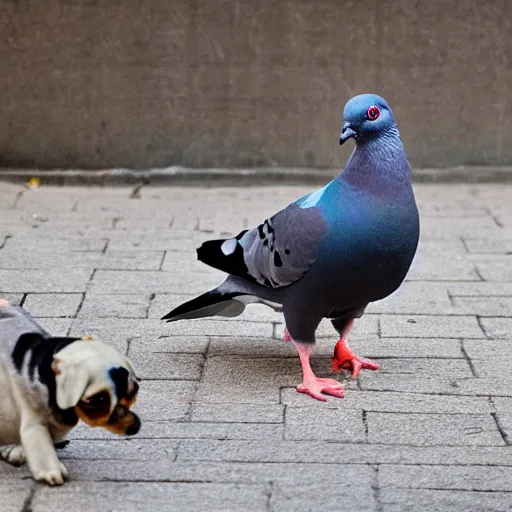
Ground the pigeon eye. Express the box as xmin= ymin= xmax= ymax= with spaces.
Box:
xmin=367 ymin=106 xmax=380 ymax=121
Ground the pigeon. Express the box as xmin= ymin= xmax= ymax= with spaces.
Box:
xmin=163 ymin=94 xmax=420 ymax=401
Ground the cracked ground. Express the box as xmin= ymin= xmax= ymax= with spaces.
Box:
xmin=1 ymin=181 xmax=512 ymax=511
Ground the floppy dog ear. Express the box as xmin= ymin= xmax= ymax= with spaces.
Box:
xmin=52 ymin=358 xmax=90 ymax=410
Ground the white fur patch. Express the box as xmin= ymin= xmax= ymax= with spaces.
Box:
xmin=221 ymin=238 xmax=238 ymax=256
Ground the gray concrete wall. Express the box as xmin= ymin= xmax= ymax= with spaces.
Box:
xmin=0 ymin=0 xmax=510 ymax=170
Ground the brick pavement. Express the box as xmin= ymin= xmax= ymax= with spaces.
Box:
xmin=0 ymin=182 xmax=512 ymax=511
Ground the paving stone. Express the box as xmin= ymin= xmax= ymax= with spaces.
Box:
xmin=33 ymin=317 xmax=74 ymax=336
xmin=72 ymin=317 xmax=268 ymax=350
xmin=476 ymin=259 xmax=512 ymax=281
xmin=69 ymin=318 xmax=182 ymax=352
xmin=493 ymin=413 xmax=512 ymax=444
xmin=190 ymin=403 xmax=284 ymax=423
xmin=0 ymin=292 xmax=23 ymax=305
xmin=23 ymin=292 xmax=82 ymax=317
xmin=366 ymin=282 xmax=454 ymax=315
xmin=416 ymin=239 xmax=468 ymax=256
xmin=197 ymin=215 xmax=247 ymax=235
xmin=370 ymin=373 xmax=512 ymax=399
xmin=94 ymin=251 xmax=165 ymax=270
xmin=358 ymin=373 xmax=475 ymax=395
xmin=0 ymin=247 xmax=103 ymax=269
xmin=16 ymin=187 xmax=97 ymax=211
xmin=463 ymin=340 xmax=512 ymax=377
xmin=74 ymin=198 xmax=173 ymax=218
xmin=281 ymin=390 xmax=492 ymax=414
xmin=375 ymin=358 xmax=472 ymax=378
xmin=407 ymin=254 xmax=480 ymax=281
xmin=379 ymin=464 xmax=512 ymax=491
xmin=63 ymin=459 xmax=374 ymax=487
xmin=88 ymin=269 xmax=221 ymax=294
xmin=380 ymin=488 xmax=512 ymax=512
xmin=57 ymin=439 xmax=178 ymax=461
xmin=129 ymin=335 xmax=209 ymax=354
xmin=115 ymin=218 xmax=173 ymax=230
xmin=495 ymin=216 xmax=512 ymax=230
xmin=347 ymin=337 xmax=464 ymax=359
xmin=418 ymin=217 xmax=499 ymax=239
xmin=367 ymin=412 xmax=504 ymax=446
xmin=452 ymin=296 xmax=512 ymax=316
xmin=134 ymin=380 xmax=196 ymax=422
xmin=146 ymin=422 xmax=283 ymax=441
xmin=463 ymin=237 xmax=512 ymax=254
xmin=5 ymin=235 xmax=108 ymax=252
xmin=208 ymin=336 xmax=307 ymax=357
xmin=71 ymin=316 xmax=166 ymax=337
xmin=32 ymin=482 xmax=268 ymax=512
xmin=79 ymin=293 xmax=151 ymax=318
xmin=492 ymin=397 xmax=512 ymax=415
xmin=285 ymin=407 xmax=365 ymax=442
xmin=269 ymin=481 xmax=376 ymax=512
xmin=196 ymin=356 xmax=291 ymax=404
xmin=0 ymin=268 xmax=92 ymax=292
xmin=107 ymin=233 xmax=207 ymax=252
xmin=379 ymin=314 xmax=484 ymax=338
xmin=177 ymin=439 xmax=512 ymax=466
xmin=480 ymin=317 xmax=512 ymax=339
xmin=0 ymin=481 xmax=34 ymax=512
xmin=166 ymin=319 xmax=274 ymax=338
xmin=447 ymin=281 xmax=512 ymax=296
xmin=129 ymin=351 xmax=203 ymax=380
xmin=460 ymin=378 xmax=512 ymax=397
xmin=161 ymin=251 xmax=227 ymax=274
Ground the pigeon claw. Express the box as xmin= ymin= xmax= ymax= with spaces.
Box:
xmin=282 ymin=327 xmax=292 ymax=342
xmin=296 ymin=377 xmax=344 ymax=402
xmin=331 ymin=338 xmax=380 ymax=379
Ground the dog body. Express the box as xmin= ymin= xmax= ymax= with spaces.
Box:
xmin=0 ymin=301 xmax=140 ymax=485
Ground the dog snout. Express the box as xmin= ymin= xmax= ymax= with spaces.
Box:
xmin=107 ymin=405 xmax=141 ymax=436
xmin=125 ymin=413 xmax=141 ymax=436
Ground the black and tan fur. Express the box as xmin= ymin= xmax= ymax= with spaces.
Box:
xmin=0 ymin=301 xmax=140 ymax=485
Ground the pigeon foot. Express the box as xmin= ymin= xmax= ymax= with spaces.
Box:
xmin=296 ymin=377 xmax=344 ymax=402
xmin=331 ymin=338 xmax=379 ymax=379
xmin=282 ymin=327 xmax=292 ymax=342
xmin=293 ymin=341 xmax=344 ymax=401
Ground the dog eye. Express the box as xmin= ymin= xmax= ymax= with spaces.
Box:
xmin=84 ymin=392 xmax=108 ymax=406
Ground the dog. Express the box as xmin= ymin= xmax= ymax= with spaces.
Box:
xmin=0 ymin=300 xmax=140 ymax=485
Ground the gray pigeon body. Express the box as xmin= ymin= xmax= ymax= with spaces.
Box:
xmin=163 ymin=94 xmax=420 ymax=401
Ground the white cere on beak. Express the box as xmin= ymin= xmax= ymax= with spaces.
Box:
xmin=221 ymin=238 xmax=237 ymax=256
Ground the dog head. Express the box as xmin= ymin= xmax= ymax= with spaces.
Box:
xmin=51 ymin=340 xmax=140 ymax=436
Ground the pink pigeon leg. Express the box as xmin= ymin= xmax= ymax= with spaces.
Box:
xmin=294 ymin=341 xmax=344 ymax=401
xmin=331 ymin=318 xmax=379 ymax=378
xmin=282 ymin=327 xmax=292 ymax=342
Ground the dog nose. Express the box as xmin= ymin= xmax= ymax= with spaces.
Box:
xmin=125 ymin=414 xmax=141 ymax=436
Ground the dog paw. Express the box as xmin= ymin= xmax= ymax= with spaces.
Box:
xmin=0 ymin=445 xmax=25 ymax=466
xmin=34 ymin=463 xmax=69 ymax=486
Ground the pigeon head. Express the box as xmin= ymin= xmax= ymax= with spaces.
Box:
xmin=339 ymin=94 xmax=397 ymax=145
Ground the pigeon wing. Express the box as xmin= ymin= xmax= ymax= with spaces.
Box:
xmin=197 ymin=202 xmax=327 ymax=288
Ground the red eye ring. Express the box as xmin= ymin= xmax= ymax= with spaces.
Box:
xmin=367 ymin=105 xmax=380 ymax=121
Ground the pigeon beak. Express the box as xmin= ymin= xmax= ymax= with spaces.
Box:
xmin=339 ymin=123 xmax=357 ymax=145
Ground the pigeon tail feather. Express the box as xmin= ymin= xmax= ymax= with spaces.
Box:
xmin=161 ymin=289 xmax=246 ymax=322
